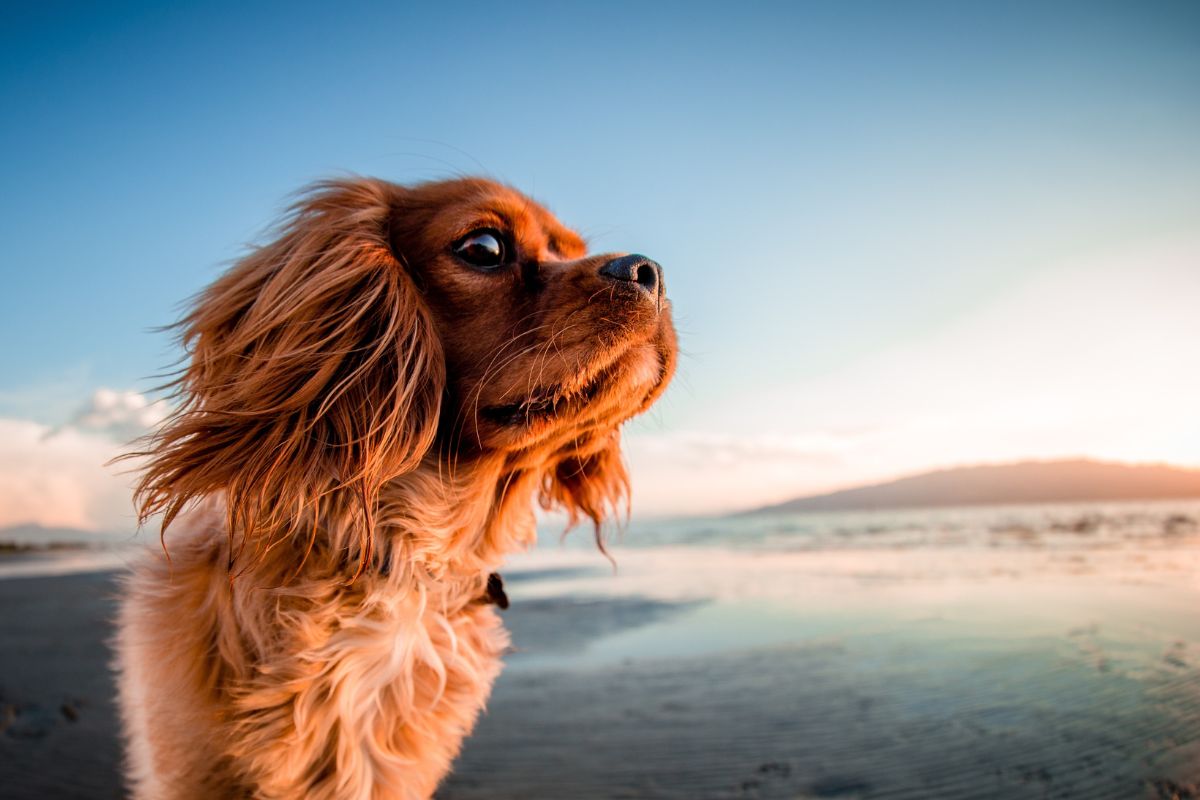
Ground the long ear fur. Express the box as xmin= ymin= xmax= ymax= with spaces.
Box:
xmin=132 ymin=179 xmax=444 ymax=566
xmin=538 ymin=431 xmax=631 ymax=546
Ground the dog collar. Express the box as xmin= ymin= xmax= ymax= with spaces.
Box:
xmin=481 ymin=572 xmax=509 ymax=609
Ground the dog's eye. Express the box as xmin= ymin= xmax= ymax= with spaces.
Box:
xmin=453 ymin=230 xmax=507 ymax=270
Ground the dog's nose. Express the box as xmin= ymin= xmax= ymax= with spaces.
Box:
xmin=598 ymin=254 xmax=662 ymax=297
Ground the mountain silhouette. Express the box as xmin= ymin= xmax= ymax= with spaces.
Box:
xmin=745 ymin=459 xmax=1200 ymax=515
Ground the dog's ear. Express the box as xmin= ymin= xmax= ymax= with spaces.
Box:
xmin=133 ymin=179 xmax=445 ymax=565
xmin=538 ymin=431 xmax=630 ymax=544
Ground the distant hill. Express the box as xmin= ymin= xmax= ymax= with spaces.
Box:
xmin=744 ymin=459 xmax=1200 ymax=515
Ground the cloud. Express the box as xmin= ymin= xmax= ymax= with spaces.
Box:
xmin=45 ymin=388 xmax=171 ymax=443
xmin=623 ymin=429 xmax=862 ymax=517
xmin=0 ymin=417 xmax=140 ymax=531
xmin=0 ymin=388 xmax=166 ymax=532
xmin=629 ymin=430 xmax=864 ymax=466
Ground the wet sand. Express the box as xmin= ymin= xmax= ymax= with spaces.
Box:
xmin=0 ymin=572 xmax=124 ymax=799
xmin=445 ymin=643 xmax=1200 ymax=799
xmin=2 ymin=536 xmax=1199 ymax=799
xmin=446 ymin=612 xmax=1200 ymax=799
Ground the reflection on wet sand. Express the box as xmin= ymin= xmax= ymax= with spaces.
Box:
xmin=442 ymin=501 xmax=1200 ymax=799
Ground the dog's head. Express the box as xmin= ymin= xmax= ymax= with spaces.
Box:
xmin=135 ymin=178 xmax=676 ymax=559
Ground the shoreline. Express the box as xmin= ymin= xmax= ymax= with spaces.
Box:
xmin=2 ymin=533 xmax=1199 ymax=799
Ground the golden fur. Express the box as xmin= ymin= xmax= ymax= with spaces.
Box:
xmin=115 ymin=177 xmax=676 ymax=799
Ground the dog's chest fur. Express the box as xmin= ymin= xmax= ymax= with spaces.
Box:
xmin=117 ymin=510 xmax=511 ymax=800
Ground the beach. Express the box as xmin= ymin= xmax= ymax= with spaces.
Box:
xmin=0 ymin=571 xmax=124 ymax=799
xmin=2 ymin=502 xmax=1199 ymax=799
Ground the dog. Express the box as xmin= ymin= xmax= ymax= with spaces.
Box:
xmin=114 ymin=177 xmax=677 ymax=799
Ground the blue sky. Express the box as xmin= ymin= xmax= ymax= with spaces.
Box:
xmin=2 ymin=1 xmax=1199 ymax=526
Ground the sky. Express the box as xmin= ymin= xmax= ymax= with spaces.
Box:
xmin=1 ymin=0 xmax=1198 ymax=530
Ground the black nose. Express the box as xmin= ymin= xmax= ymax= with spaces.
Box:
xmin=598 ymin=254 xmax=662 ymax=297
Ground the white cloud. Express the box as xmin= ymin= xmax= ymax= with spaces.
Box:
xmin=0 ymin=388 xmax=167 ymax=531
xmin=45 ymin=388 xmax=171 ymax=443
xmin=0 ymin=417 xmax=141 ymax=531
xmin=624 ymin=429 xmax=862 ymax=517
xmin=623 ymin=429 xmax=863 ymax=517
xmin=629 ymin=430 xmax=859 ymax=466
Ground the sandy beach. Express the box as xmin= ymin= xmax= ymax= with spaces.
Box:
xmin=0 ymin=571 xmax=124 ymax=799
xmin=2 ymin=502 xmax=1199 ymax=799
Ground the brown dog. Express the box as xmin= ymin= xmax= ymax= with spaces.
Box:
xmin=115 ymin=178 xmax=677 ymax=799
